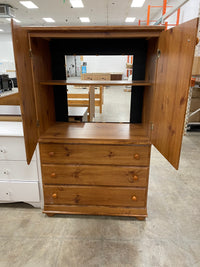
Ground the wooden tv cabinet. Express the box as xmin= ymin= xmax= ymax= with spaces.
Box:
xmin=39 ymin=123 xmax=150 ymax=219
xmin=12 ymin=19 xmax=198 ymax=219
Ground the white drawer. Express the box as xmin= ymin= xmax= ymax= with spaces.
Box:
xmin=0 ymin=161 xmax=38 ymax=181
xmin=0 ymin=181 xmax=40 ymax=202
xmin=0 ymin=137 xmax=36 ymax=161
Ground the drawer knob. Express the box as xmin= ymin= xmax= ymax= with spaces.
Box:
xmin=134 ymin=154 xmax=140 ymax=160
xmin=52 ymin=193 xmax=57 ymax=199
xmin=49 ymin=152 xmax=55 ymax=157
xmin=51 ymin=173 xmax=56 ymax=178
xmin=133 ymin=175 xmax=138 ymax=181
xmin=132 ymin=195 xmax=137 ymax=201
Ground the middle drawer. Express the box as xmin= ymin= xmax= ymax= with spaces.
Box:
xmin=41 ymin=164 xmax=149 ymax=187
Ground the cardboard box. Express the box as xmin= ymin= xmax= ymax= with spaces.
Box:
xmin=189 ymin=98 xmax=200 ymax=122
xmin=192 ymin=87 xmax=200 ymax=98
xmin=192 ymin=57 xmax=200 ymax=75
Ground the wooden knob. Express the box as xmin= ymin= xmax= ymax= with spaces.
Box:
xmin=134 ymin=153 xmax=140 ymax=160
xmin=49 ymin=152 xmax=55 ymax=157
xmin=132 ymin=195 xmax=137 ymax=201
xmin=51 ymin=173 xmax=56 ymax=178
xmin=52 ymin=193 xmax=57 ymax=199
xmin=133 ymin=175 xmax=138 ymax=181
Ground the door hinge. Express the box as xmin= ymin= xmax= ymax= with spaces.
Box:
xmin=151 ymin=123 xmax=154 ymax=131
xmin=36 ymin=120 xmax=40 ymax=127
xmin=29 ymin=49 xmax=33 ymax=57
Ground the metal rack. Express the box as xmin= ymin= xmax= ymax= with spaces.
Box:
xmin=184 ymin=79 xmax=200 ymax=133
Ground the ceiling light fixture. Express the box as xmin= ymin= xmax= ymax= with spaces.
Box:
xmin=43 ymin=18 xmax=55 ymax=23
xmin=6 ymin=18 xmax=21 ymax=23
xmin=125 ymin=17 xmax=136 ymax=22
xmin=80 ymin=17 xmax=90 ymax=22
xmin=19 ymin=1 xmax=38 ymax=9
xmin=70 ymin=0 xmax=84 ymax=8
xmin=0 ymin=29 xmax=4 ymax=32
xmin=131 ymin=0 xmax=145 ymax=7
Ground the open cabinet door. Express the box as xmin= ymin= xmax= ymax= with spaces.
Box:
xmin=11 ymin=21 xmax=38 ymax=164
xmin=151 ymin=18 xmax=198 ymax=169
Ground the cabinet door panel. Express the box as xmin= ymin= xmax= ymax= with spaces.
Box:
xmin=152 ymin=18 xmax=198 ymax=169
xmin=11 ymin=21 xmax=38 ymax=164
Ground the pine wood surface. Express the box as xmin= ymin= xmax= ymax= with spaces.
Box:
xmin=40 ymin=143 xmax=150 ymax=166
xmin=11 ymin=21 xmax=38 ymax=164
xmin=0 ymin=92 xmax=20 ymax=105
xmin=151 ymin=18 xmax=198 ymax=169
xmin=41 ymin=164 xmax=149 ymax=187
xmin=27 ymin=25 xmax=165 ymax=39
xmin=43 ymin=205 xmax=147 ymax=217
xmin=39 ymin=122 xmax=150 ymax=145
xmin=43 ymin=185 xmax=146 ymax=207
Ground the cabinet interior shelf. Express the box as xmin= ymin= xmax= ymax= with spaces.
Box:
xmin=40 ymin=80 xmax=152 ymax=86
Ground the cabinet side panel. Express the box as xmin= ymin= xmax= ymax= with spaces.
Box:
xmin=143 ymin=38 xmax=159 ymax=136
xmin=11 ymin=21 xmax=38 ymax=164
xmin=151 ymin=18 xmax=198 ymax=169
xmin=29 ymin=37 xmax=56 ymax=134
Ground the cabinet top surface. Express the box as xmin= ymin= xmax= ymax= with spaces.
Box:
xmin=0 ymin=122 xmax=23 ymax=137
xmin=39 ymin=123 xmax=150 ymax=145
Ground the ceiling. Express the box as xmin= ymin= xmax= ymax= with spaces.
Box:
xmin=0 ymin=0 xmax=184 ymax=32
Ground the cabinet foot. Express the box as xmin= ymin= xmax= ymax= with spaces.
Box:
xmin=46 ymin=213 xmax=55 ymax=217
xmin=136 ymin=216 xmax=146 ymax=221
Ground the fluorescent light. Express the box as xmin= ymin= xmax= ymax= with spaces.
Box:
xmin=70 ymin=0 xmax=84 ymax=8
xmin=0 ymin=29 xmax=4 ymax=32
xmin=43 ymin=18 xmax=55 ymax=23
xmin=125 ymin=17 xmax=136 ymax=22
xmin=20 ymin=1 xmax=38 ymax=9
xmin=80 ymin=17 xmax=90 ymax=23
xmin=131 ymin=0 xmax=145 ymax=7
xmin=6 ymin=18 xmax=21 ymax=23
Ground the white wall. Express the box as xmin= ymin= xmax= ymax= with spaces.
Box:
xmin=166 ymin=0 xmax=200 ymax=26
xmin=0 ymin=33 xmax=16 ymax=78
xmin=83 ymin=56 xmax=128 ymax=77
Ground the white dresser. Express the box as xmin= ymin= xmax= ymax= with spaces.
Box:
xmin=0 ymin=122 xmax=41 ymax=207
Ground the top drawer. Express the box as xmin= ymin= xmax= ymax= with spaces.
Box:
xmin=0 ymin=137 xmax=36 ymax=161
xmin=40 ymin=143 xmax=150 ymax=166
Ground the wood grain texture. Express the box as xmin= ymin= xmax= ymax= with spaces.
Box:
xmin=40 ymin=80 xmax=152 ymax=86
xmin=43 ymin=205 xmax=147 ymax=217
xmin=29 ymin=37 xmax=56 ymax=135
xmin=39 ymin=122 xmax=150 ymax=145
xmin=26 ymin=25 xmax=164 ymax=39
xmin=151 ymin=18 xmax=198 ymax=169
xmin=43 ymin=185 xmax=147 ymax=207
xmin=41 ymin=164 xmax=149 ymax=187
xmin=0 ymin=93 xmax=20 ymax=105
xmin=11 ymin=21 xmax=38 ymax=164
xmin=143 ymin=38 xmax=159 ymax=137
xmin=40 ymin=143 xmax=150 ymax=166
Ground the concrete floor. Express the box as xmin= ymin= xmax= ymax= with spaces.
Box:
xmin=0 ymin=132 xmax=199 ymax=267
xmin=1 ymin=79 xmax=200 ymax=266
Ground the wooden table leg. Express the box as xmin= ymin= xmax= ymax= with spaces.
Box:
xmin=89 ymin=85 xmax=95 ymax=121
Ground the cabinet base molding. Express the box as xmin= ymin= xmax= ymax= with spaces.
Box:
xmin=43 ymin=205 xmax=147 ymax=218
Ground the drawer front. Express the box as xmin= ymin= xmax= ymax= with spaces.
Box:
xmin=95 ymin=74 xmax=110 ymax=80
xmin=42 ymin=164 xmax=149 ymax=187
xmin=0 ymin=181 xmax=40 ymax=202
xmin=44 ymin=185 xmax=146 ymax=207
xmin=0 ymin=137 xmax=36 ymax=161
xmin=82 ymin=74 xmax=93 ymax=80
xmin=40 ymin=144 xmax=150 ymax=166
xmin=0 ymin=161 xmax=38 ymax=181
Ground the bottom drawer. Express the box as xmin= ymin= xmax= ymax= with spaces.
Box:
xmin=0 ymin=181 xmax=40 ymax=202
xmin=44 ymin=185 xmax=146 ymax=207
